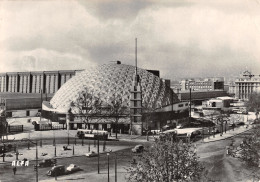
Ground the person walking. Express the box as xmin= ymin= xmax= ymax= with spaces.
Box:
xmin=13 ymin=166 xmax=17 ymax=175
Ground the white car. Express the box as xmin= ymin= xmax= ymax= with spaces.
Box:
xmin=66 ymin=164 xmax=80 ymax=172
xmin=85 ymin=151 xmax=98 ymax=157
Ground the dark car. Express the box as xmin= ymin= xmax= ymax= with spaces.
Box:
xmin=38 ymin=159 xmax=55 ymax=167
xmin=132 ymin=145 xmax=144 ymax=153
xmin=46 ymin=165 xmax=66 ymax=176
xmin=236 ymin=122 xmax=245 ymax=126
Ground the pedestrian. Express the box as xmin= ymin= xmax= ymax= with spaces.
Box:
xmin=13 ymin=166 xmax=17 ymax=175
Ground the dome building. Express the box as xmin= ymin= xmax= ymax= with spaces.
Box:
xmin=42 ymin=63 xmax=187 ymax=135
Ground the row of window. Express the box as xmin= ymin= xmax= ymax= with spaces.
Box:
xmin=0 ymin=74 xmax=74 ymax=93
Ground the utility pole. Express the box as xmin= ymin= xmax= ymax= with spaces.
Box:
xmin=189 ymin=88 xmax=192 ymax=123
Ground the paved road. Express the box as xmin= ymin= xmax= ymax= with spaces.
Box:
xmin=0 ymin=139 xmax=144 ymax=182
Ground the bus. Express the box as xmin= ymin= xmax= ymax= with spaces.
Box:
xmin=160 ymin=128 xmax=202 ymax=142
xmin=76 ymin=129 xmax=108 ymax=140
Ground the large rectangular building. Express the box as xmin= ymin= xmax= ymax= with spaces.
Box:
xmin=235 ymin=71 xmax=260 ymax=100
xmin=0 ymin=70 xmax=82 ymax=94
xmin=180 ymin=77 xmax=224 ymax=91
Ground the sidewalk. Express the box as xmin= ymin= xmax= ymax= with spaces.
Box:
xmin=201 ymin=124 xmax=254 ymax=143
xmin=3 ymin=124 xmax=255 ymax=145
xmin=3 ymin=128 xmax=152 ymax=143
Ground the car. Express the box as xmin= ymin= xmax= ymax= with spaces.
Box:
xmin=66 ymin=164 xmax=80 ymax=172
xmin=38 ymin=159 xmax=55 ymax=167
xmin=236 ymin=122 xmax=245 ymax=126
xmin=229 ymin=123 xmax=236 ymax=128
xmin=85 ymin=151 xmax=98 ymax=157
xmin=46 ymin=165 xmax=66 ymax=176
xmin=132 ymin=145 xmax=144 ymax=153
xmin=190 ymin=130 xmax=201 ymax=139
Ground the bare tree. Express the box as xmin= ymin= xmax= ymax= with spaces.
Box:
xmin=246 ymin=92 xmax=260 ymax=120
xmin=70 ymin=88 xmax=103 ymax=128
xmin=126 ymin=133 xmax=204 ymax=182
xmin=106 ymin=96 xmax=129 ymax=139
xmin=142 ymin=102 xmax=156 ymax=141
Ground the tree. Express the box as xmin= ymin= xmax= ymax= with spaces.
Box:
xmin=246 ymin=92 xmax=260 ymax=120
xmin=70 ymin=88 xmax=103 ymax=128
xmin=142 ymin=102 xmax=156 ymax=141
xmin=126 ymin=133 xmax=204 ymax=182
xmin=230 ymin=125 xmax=260 ymax=167
xmin=106 ymin=96 xmax=129 ymax=139
xmin=0 ymin=109 xmax=7 ymax=142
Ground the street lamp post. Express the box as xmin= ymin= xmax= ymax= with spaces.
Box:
xmin=54 ymin=144 xmax=56 ymax=157
xmin=98 ymin=138 xmax=100 ymax=174
xmin=22 ymin=138 xmax=38 ymax=182
xmin=2 ymin=144 xmax=5 ymax=162
xmin=67 ymin=132 xmax=70 ymax=145
xmin=225 ymin=121 xmax=227 ymax=133
xmin=28 ymin=132 xmax=31 ymax=150
xmin=107 ymin=151 xmax=110 ymax=182
xmin=36 ymin=141 xmax=38 ymax=182
xmin=115 ymin=154 xmax=117 ymax=182
xmin=40 ymin=89 xmax=43 ymax=148
xmin=53 ymin=129 xmax=56 ymax=146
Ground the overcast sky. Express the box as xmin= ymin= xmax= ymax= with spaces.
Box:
xmin=1 ymin=0 xmax=260 ymax=80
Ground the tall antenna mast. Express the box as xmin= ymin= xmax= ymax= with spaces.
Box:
xmin=135 ymin=38 xmax=137 ymax=74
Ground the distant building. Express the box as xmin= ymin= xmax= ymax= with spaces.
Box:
xmin=178 ymin=90 xmax=229 ymax=105
xmin=202 ymin=96 xmax=234 ymax=115
xmin=180 ymin=77 xmax=224 ymax=91
xmin=0 ymin=70 xmax=82 ymax=94
xmin=235 ymin=70 xmax=260 ymax=100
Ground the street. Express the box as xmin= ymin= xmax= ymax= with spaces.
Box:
xmin=0 ymin=138 xmax=142 ymax=182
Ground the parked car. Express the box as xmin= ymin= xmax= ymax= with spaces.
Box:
xmin=85 ymin=151 xmax=98 ymax=157
xmin=229 ymin=123 xmax=236 ymax=128
xmin=236 ymin=122 xmax=245 ymax=126
xmin=66 ymin=164 xmax=80 ymax=172
xmin=38 ymin=159 xmax=55 ymax=167
xmin=190 ymin=130 xmax=201 ymax=139
xmin=132 ymin=145 xmax=144 ymax=153
xmin=46 ymin=165 xmax=66 ymax=176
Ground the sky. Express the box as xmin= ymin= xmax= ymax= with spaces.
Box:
xmin=0 ymin=0 xmax=260 ymax=80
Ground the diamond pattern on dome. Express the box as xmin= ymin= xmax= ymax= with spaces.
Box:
xmin=50 ymin=64 xmax=179 ymax=113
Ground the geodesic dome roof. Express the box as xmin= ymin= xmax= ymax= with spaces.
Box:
xmin=50 ymin=64 xmax=179 ymax=113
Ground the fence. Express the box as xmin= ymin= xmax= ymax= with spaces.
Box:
xmin=34 ymin=124 xmax=66 ymax=131
xmin=7 ymin=125 xmax=23 ymax=133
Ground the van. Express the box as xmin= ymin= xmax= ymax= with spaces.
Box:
xmin=46 ymin=165 xmax=65 ymax=176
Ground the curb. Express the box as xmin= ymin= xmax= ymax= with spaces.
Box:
xmin=200 ymin=127 xmax=254 ymax=143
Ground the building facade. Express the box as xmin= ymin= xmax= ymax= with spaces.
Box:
xmin=181 ymin=77 xmax=224 ymax=91
xmin=0 ymin=70 xmax=82 ymax=94
xmin=235 ymin=70 xmax=260 ymax=100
